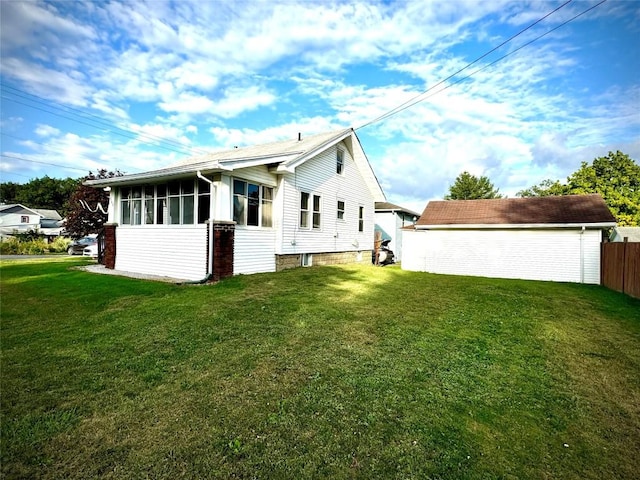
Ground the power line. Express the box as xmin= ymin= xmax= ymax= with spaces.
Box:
xmin=0 ymin=84 xmax=211 ymax=157
xmin=1 ymin=154 xmax=96 ymax=173
xmin=356 ymin=0 xmax=606 ymax=130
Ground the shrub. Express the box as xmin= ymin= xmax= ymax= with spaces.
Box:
xmin=0 ymin=236 xmax=71 ymax=255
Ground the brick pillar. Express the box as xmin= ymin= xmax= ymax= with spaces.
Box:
xmin=212 ymin=221 xmax=235 ymax=281
xmin=103 ymin=223 xmax=117 ymax=269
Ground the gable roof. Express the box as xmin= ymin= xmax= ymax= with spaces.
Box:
xmin=375 ymin=202 xmax=420 ymax=217
xmin=0 ymin=204 xmax=42 ymax=217
xmin=32 ymin=209 xmax=62 ymax=220
xmin=415 ymin=194 xmax=616 ymax=229
xmin=86 ymin=128 xmax=385 ymax=201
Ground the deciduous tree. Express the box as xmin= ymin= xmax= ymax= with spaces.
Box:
xmin=517 ymin=151 xmax=639 ymax=225
xmin=65 ymin=169 xmax=122 ymax=238
xmin=445 ymin=171 xmax=502 ymax=200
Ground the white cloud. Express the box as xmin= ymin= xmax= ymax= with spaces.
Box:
xmin=34 ymin=124 xmax=61 ymax=137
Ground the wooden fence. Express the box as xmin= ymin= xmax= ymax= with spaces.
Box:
xmin=601 ymin=242 xmax=640 ymax=299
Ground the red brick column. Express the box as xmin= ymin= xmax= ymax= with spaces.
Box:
xmin=212 ymin=221 xmax=235 ymax=281
xmin=103 ymin=223 xmax=117 ymax=269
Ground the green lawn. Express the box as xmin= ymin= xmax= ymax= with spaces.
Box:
xmin=1 ymin=257 xmax=639 ymax=479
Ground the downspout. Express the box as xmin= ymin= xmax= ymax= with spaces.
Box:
xmin=179 ymin=171 xmax=215 ymax=284
xmin=580 ymin=225 xmax=585 ymax=283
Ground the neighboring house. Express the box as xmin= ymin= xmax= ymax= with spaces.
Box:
xmin=0 ymin=204 xmax=41 ymax=237
xmin=32 ymin=209 xmax=64 ymax=237
xmin=610 ymin=226 xmax=640 ymax=242
xmin=402 ymin=194 xmax=616 ymax=284
xmin=0 ymin=204 xmax=64 ymax=238
xmin=86 ymin=128 xmax=386 ymax=281
xmin=374 ymin=201 xmax=420 ymax=262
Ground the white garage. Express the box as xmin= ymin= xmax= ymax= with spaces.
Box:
xmin=402 ymin=194 xmax=616 ymax=284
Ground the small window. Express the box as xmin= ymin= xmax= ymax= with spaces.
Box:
xmin=337 ymin=149 xmax=344 ymax=175
xmin=358 ymin=206 xmax=364 ymax=232
xmin=300 ymin=192 xmax=309 ymax=229
xmin=337 ymin=200 xmax=345 ymax=220
xmin=301 ymin=253 xmax=312 ymax=267
xmin=312 ymin=195 xmax=321 ymax=229
xmin=21 ymin=216 xmax=29 ymax=223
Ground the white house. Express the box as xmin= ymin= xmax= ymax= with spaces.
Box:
xmin=610 ymin=226 xmax=640 ymax=242
xmin=374 ymin=202 xmax=420 ymax=262
xmin=0 ymin=204 xmax=64 ymax=238
xmin=86 ymin=128 xmax=386 ymax=281
xmin=402 ymin=194 xmax=616 ymax=284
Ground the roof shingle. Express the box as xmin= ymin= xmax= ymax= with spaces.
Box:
xmin=416 ymin=194 xmax=616 ymax=226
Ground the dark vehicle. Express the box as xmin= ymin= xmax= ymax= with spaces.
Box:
xmin=373 ymin=239 xmax=395 ymax=266
xmin=67 ymin=236 xmax=97 ymax=255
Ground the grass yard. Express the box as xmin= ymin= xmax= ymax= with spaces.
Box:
xmin=1 ymin=257 xmax=639 ymax=479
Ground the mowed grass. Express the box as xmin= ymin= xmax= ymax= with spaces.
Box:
xmin=1 ymin=258 xmax=639 ymax=479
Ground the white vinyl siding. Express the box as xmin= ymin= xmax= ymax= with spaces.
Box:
xmin=115 ymin=226 xmax=207 ymax=281
xmin=278 ymin=143 xmax=375 ymax=254
xmin=234 ymin=228 xmax=276 ymax=274
xmin=402 ymin=228 xmax=603 ymax=284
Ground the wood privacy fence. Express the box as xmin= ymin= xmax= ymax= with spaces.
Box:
xmin=601 ymin=242 xmax=640 ymax=299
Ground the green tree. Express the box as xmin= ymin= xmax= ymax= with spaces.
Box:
xmin=65 ymin=169 xmax=122 ymax=238
xmin=1 ymin=176 xmax=79 ymax=216
xmin=566 ymin=151 xmax=639 ymax=226
xmin=0 ymin=181 xmax=22 ymax=204
xmin=445 ymin=171 xmax=502 ymax=200
xmin=516 ymin=179 xmax=568 ymax=197
xmin=517 ymin=151 xmax=640 ymax=226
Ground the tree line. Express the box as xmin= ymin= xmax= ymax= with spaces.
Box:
xmin=1 ymin=170 xmax=121 ymax=238
xmin=445 ymin=151 xmax=639 ymax=226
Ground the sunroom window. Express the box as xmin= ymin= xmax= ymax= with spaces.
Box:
xmin=233 ymin=179 xmax=273 ymax=227
xmin=119 ymin=179 xmax=207 ymax=226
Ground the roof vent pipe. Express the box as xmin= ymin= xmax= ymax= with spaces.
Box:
xmin=298 ymin=132 xmax=301 ymax=141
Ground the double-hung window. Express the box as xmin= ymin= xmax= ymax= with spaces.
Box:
xmin=300 ymin=192 xmax=321 ymax=229
xmin=233 ymin=179 xmax=273 ymax=227
xmin=168 ymin=180 xmax=194 ymax=225
xmin=358 ymin=206 xmax=364 ymax=232
xmin=337 ymin=200 xmax=345 ymax=220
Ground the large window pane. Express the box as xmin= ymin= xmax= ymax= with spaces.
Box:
xmin=262 ymin=187 xmax=273 ymax=227
xmin=121 ymin=199 xmax=131 ymax=224
xmin=145 ymin=199 xmax=154 ymax=224
xmin=198 ymin=195 xmax=210 ymax=224
xmin=233 ymin=195 xmax=245 ymax=225
xmin=132 ymin=199 xmax=142 ymax=225
xmin=156 ymin=198 xmax=167 ymax=224
xmin=247 ymin=183 xmax=259 ymax=226
xmin=169 ymin=197 xmax=180 ymax=224
xmin=182 ymin=196 xmax=194 ymax=224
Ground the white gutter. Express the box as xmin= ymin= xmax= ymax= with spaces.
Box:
xmin=85 ymin=161 xmax=232 ymax=187
xmin=197 ymin=171 xmax=215 ymax=278
xmin=414 ymin=222 xmax=617 ymax=230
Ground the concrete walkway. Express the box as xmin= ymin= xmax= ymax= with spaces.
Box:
xmin=78 ymin=264 xmax=192 ymax=284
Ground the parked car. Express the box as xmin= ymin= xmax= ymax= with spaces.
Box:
xmin=67 ymin=235 xmax=97 ymax=255
xmin=83 ymin=243 xmax=98 ymax=258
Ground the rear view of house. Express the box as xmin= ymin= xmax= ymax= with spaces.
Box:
xmin=402 ymin=194 xmax=616 ymax=284
xmin=86 ymin=128 xmax=385 ymax=281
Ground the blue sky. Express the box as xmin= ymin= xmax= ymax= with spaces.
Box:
xmin=1 ymin=0 xmax=638 ymax=213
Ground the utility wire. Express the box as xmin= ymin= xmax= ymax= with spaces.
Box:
xmin=1 ymin=84 xmax=211 ymax=157
xmin=1 ymin=153 xmax=98 ymax=173
xmin=408 ymin=0 xmax=609 ymax=109
xmin=1 ymin=94 xmax=202 ymax=157
xmin=356 ymin=0 xmax=605 ymax=130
